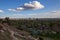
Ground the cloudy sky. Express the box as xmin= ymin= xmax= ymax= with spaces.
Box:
xmin=0 ymin=0 xmax=60 ymax=18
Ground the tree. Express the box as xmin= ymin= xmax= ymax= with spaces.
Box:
xmin=5 ymin=17 xmax=10 ymax=25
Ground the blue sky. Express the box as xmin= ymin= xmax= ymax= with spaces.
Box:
xmin=0 ymin=0 xmax=60 ymax=18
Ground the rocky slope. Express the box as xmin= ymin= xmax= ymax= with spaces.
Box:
xmin=0 ymin=23 xmax=54 ymax=40
xmin=0 ymin=23 xmax=38 ymax=40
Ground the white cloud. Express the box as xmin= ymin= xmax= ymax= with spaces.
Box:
xmin=8 ymin=1 xmax=44 ymax=12
xmin=8 ymin=11 xmax=60 ymax=18
xmin=24 ymin=1 xmax=44 ymax=10
xmin=48 ymin=11 xmax=60 ymax=18
xmin=0 ymin=10 xmax=4 ymax=13
xmin=16 ymin=7 xmax=25 ymax=11
xmin=51 ymin=11 xmax=60 ymax=13
xmin=9 ymin=14 xmax=29 ymax=18
xmin=8 ymin=9 xmax=16 ymax=12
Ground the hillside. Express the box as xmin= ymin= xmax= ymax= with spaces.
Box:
xmin=0 ymin=18 xmax=60 ymax=40
xmin=0 ymin=23 xmax=38 ymax=40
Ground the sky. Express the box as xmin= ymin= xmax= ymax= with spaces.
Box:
xmin=0 ymin=0 xmax=60 ymax=18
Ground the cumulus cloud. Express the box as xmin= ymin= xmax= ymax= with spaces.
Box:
xmin=8 ymin=1 xmax=44 ymax=12
xmin=0 ymin=10 xmax=4 ymax=13
xmin=23 ymin=1 xmax=44 ymax=10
